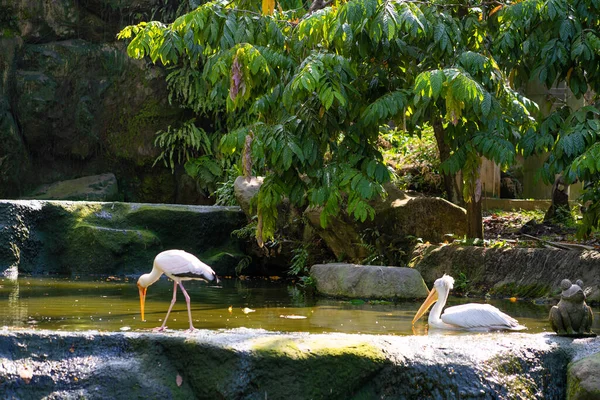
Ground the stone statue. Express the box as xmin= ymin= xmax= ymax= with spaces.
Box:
xmin=549 ymin=279 xmax=596 ymax=337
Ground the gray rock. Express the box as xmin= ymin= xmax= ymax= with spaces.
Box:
xmin=233 ymin=175 xmax=263 ymax=216
xmin=26 ymin=173 xmax=119 ymax=201
xmin=568 ymin=352 xmax=600 ymax=399
xmin=310 ymin=263 xmax=429 ymax=299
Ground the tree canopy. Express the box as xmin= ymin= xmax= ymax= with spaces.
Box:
xmin=118 ymin=0 xmax=600 ymax=243
xmin=493 ymin=0 xmax=600 ymax=236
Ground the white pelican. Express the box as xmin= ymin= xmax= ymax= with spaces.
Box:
xmin=412 ymin=275 xmax=526 ymax=331
xmin=137 ymin=249 xmax=220 ymax=331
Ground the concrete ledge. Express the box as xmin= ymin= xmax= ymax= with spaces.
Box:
xmin=1 ymin=328 xmax=597 ymax=399
xmin=483 ymin=198 xmax=553 ymax=211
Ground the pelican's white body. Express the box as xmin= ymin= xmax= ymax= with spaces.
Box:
xmin=421 ymin=275 xmax=525 ymax=331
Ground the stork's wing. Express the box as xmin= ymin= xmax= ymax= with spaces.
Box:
xmin=441 ymin=304 xmax=523 ymax=330
xmin=155 ymin=250 xmax=217 ymax=281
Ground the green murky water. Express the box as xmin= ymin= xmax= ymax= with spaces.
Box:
xmin=1 ymin=276 xmax=598 ymax=335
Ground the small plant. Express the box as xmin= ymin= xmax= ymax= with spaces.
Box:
xmin=235 ymin=255 xmax=252 ymax=276
xmin=214 ymin=166 xmax=242 ymax=206
xmin=289 ymin=244 xmax=310 ymax=276
xmin=453 ymin=236 xmax=485 ymax=247
xmin=360 ymin=242 xmax=384 ymax=265
xmin=231 ymin=220 xmax=258 ymax=240
xmin=0 ymin=5 xmax=18 ymax=38
xmin=153 ymin=119 xmax=213 ymax=172
xmin=295 ymin=275 xmax=316 ymax=290
xmin=359 ymin=228 xmax=385 ymax=265
xmin=454 ymin=272 xmax=469 ymax=295
xmin=489 ymin=239 xmax=509 ymax=249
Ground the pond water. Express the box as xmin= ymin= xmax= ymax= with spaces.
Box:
xmin=1 ymin=276 xmax=598 ymax=335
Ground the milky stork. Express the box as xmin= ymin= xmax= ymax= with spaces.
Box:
xmin=137 ymin=249 xmax=220 ymax=331
xmin=412 ymin=275 xmax=526 ymax=331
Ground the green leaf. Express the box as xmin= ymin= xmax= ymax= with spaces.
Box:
xmin=430 ymin=70 xmax=444 ymax=100
xmin=481 ymin=92 xmax=492 ymax=117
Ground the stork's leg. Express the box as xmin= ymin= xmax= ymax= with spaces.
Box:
xmin=156 ymin=281 xmax=178 ymax=332
xmin=178 ymin=282 xmax=195 ymax=331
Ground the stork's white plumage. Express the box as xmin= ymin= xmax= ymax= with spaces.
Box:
xmin=137 ymin=249 xmax=219 ymax=331
xmin=412 ymin=275 xmax=526 ymax=331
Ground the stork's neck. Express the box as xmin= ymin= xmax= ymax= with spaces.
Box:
xmin=138 ymin=265 xmax=163 ymax=288
xmin=428 ymin=285 xmax=456 ymax=329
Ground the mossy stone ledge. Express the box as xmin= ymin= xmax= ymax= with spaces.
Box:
xmin=0 ymin=200 xmax=246 ymax=276
xmin=0 ymin=328 xmax=596 ymax=399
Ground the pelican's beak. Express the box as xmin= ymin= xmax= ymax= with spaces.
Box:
xmin=412 ymin=287 xmax=439 ymax=325
xmin=138 ymin=283 xmax=147 ymax=321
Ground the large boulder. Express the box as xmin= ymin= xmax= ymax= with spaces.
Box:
xmin=0 ymin=200 xmax=247 ymax=276
xmin=305 ymin=183 xmax=467 ymax=262
xmin=568 ymin=352 xmax=600 ymax=399
xmin=26 ymin=173 xmax=119 ymax=201
xmin=234 ymin=176 xmax=263 ymax=216
xmin=310 ymin=263 xmax=429 ymax=299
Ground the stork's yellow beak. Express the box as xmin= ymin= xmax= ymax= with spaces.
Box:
xmin=412 ymin=288 xmax=439 ymax=325
xmin=138 ymin=283 xmax=147 ymax=321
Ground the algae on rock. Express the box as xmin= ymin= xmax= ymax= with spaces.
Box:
xmin=0 ymin=200 xmax=246 ymax=277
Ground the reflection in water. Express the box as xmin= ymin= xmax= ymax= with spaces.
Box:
xmin=6 ymin=280 xmax=28 ymax=327
xmin=0 ymin=276 xmax=598 ymax=335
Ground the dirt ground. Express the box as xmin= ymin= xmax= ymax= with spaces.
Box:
xmin=482 ymin=210 xmax=600 ymax=250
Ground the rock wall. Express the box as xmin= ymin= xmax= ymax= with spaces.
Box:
xmin=410 ymin=243 xmax=600 ymax=303
xmin=0 ymin=0 xmax=207 ymax=203
xmin=1 ymin=328 xmax=594 ymax=399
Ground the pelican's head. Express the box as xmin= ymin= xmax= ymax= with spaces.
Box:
xmin=137 ymin=276 xmax=149 ymax=322
xmin=412 ymin=274 xmax=455 ymax=325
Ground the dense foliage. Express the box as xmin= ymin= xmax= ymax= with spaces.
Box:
xmin=119 ymin=0 xmax=600 ymax=242
xmin=493 ymin=0 xmax=600 ymax=237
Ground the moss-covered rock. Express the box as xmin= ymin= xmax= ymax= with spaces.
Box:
xmin=0 ymin=200 xmax=246 ymax=276
xmin=568 ymin=352 xmax=600 ymax=400
xmin=1 ymin=0 xmax=203 ymax=203
xmin=248 ymin=336 xmax=387 ymax=399
xmin=0 ymin=36 xmax=30 ymax=198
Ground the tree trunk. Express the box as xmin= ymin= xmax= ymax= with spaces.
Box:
xmin=464 ymin=162 xmax=484 ymax=239
xmin=432 ymin=117 xmax=463 ymax=206
xmin=544 ymin=175 xmax=574 ymax=224
xmin=466 ymin=191 xmax=484 ymax=239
